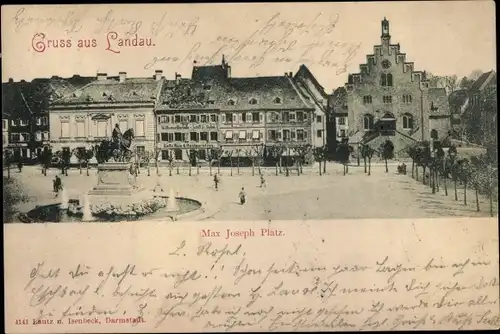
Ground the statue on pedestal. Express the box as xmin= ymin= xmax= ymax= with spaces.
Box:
xmin=95 ymin=124 xmax=135 ymax=163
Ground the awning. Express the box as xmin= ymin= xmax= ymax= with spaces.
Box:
xmin=252 ymin=130 xmax=260 ymax=139
xmin=225 ymin=131 xmax=233 ymax=139
xmin=239 ymin=130 xmax=247 ymax=139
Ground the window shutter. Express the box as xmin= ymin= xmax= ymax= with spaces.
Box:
xmin=246 ymin=113 xmax=252 ymax=123
xmin=259 ymin=113 xmax=264 ymax=122
xmin=278 ymin=131 xmax=282 ymax=139
xmin=221 ymin=114 xmax=226 ymax=123
xmin=267 ymin=113 xmax=271 ymax=122
xmin=233 ymin=114 xmax=237 ymax=123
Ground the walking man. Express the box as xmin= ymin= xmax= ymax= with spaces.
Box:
xmin=239 ymin=187 xmax=246 ymax=205
xmin=214 ymin=173 xmax=219 ymax=191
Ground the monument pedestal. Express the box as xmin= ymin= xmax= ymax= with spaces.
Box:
xmin=89 ymin=162 xmax=137 ymax=196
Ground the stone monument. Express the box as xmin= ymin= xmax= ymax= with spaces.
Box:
xmin=88 ymin=125 xmax=139 ymax=196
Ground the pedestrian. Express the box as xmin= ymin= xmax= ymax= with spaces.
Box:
xmin=214 ymin=173 xmax=219 ymax=191
xmin=17 ymin=161 xmax=23 ymax=173
xmin=239 ymin=187 xmax=246 ymax=205
xmin=55 ymin=175 xmax=63 ymax=194
xmin=260 ymin=174 xmax=266 ymax=188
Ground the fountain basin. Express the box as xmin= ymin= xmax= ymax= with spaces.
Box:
xmin=21 ymin=196 xmax=202 ymax=223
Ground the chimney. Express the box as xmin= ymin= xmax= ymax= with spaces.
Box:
xmin=155 ymin=70 xmax=162 ymax=81
xmin=118 ymin=72 xmax=126 ymax=83
xmin=97 ymin=72 xmax=107 ymax=81
xmin=175 ymin=72 xmax=181 ymax=84
xmin=289 ymin=72 xmax=293 ymax=77
xmin=226 ymin=64 xmax=231 ymax=78
xmin=284 ymin=72 xmax=288 ymax=77
xmin=8 ymin=78 xmax=13 ymax=83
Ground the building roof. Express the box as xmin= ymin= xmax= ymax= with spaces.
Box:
xmin=53 ymin=76 xmax=163 ymax=105
xmin=471 ymin=70 xmax=496 ymax=91
xmin=448 ymin=89 xmax=468 ymax=107
xmin=191 ymin=64 xmax=229 ymax=81
xmin=294 ymin=64 xmax=327 ymax=99
xmin=156 ymin=73 xmax=313 ymax=111
xmin=428 ymin=88 xmax=450 ymax=115
xmin=329 ymin=87 xmax=347 ymax=110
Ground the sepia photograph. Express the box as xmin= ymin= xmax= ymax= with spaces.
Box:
xmin=3 ymin=3 xmax=497 ymax=224
xmin=2 ymin=2 xmax=499 ymax=333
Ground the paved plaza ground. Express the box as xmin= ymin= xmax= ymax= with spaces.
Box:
xmin=4 ymin=161 xmax=498 ymax=222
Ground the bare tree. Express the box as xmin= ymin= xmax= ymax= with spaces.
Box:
xmin=294 ymin=144 xmax=312 ymax=176
xmin=166 ymin=150 xmax=175 ymax=176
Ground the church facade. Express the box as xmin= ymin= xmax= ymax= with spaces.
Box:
xmin=344 ymin=18 xmax=451 ymax=156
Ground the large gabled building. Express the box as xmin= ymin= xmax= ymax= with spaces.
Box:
xmin=49 ymin=71 xmax=164 ymax=155
xmin=344 ymin=18 xmax=451 ymax=156
xmin=154 ymin=57 xmax=318 ymax=166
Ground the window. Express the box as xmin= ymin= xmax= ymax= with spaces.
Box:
xmin=225 ymin=113 xmax=233 ymax=123
xmin=198 ymin=149 xmax=206 ymax=160
xmin=338 ymin=117 xmax=346 ymax=125
xmin=42 ymin=117 xmax=48 ymax=126
xmin=382 ymin=60 xmax=391 ymax=69
xmin=159 ymin=116 xmax=169 ymax=123
xmin=161 ymin=133 xmax=173 ymax=142
xmin=36 ymin=117 xmax=42 ymax=126
xmin=76 ymin=121 xmax=85 ymax=138
xmin=210 ymin=132 xmax=218 ymax=141
xmin=340 ymin=129 xmax=346 ymax=137
xmin=380 ymin=73 xmax=393 ymax=87
xmin=11 ymin=133 xmax=20 ymax=142
xmin=135 ymin=119 xmax=145 ymax=137
xmin=282 ymin=112 xmax=290 ymax=123
xmin=363 ymin=114 xmax=374 ymax=130
xmin=238 ymin=130 xmax=246 ymax=142
xmin=20 ymin=119 xmax=29 ymax=126
xmin=119 ymin=120 xmax=128 ymax=132
xmin=200 ymin=115 xmax=207 ymax=123
xmin=268 ymin=130 xmax=277 ymax=140
xmin=283 ymin=129 xmax=291 ymax=141
xmin=297 ymin=129 xmax=304 ymax=141
xmin=383 ymin=95 xmax=392 ymax=104
xmin=210 ymin=114 xmax=217 ymax=122
xmin=252 ymin=112 xmax=259 ymax=123
xmin=43 ymin=132 xmax=49 ymax=140
xmin=225 ymin=131 xmax=233 ymax=140
xmin=174 ymin=132 xmax=182 ymax=141
xmin=297 ymin=112 xmax=304 ymax=122
xmin=363 ymin=95 xmax=373 ymax=104
xmin=161 ymin=150 xmax=170 ymax=160
xmin=249 ymin=98 xmax=258 ymax=105
xmin=200 ymin=132 xmax=208 ymax=141
xmin=11 ymin=119 xmax=19 ymax=126
xmin=207 ymin=100 xmax=215 ymax=105
xmin=402 ymin=114 xmax=414 ymax=130
xmin=174 ymin=149 xmax=183 ymax=160
xmin=316 ymin=115 xmax=322 ymax=123
xmin=190 ymin=115 xmax=197 ymax=123
xmin=316 ymin=130 xmax=322 ymax=138
xmin=274 ymin=97 xmax=281 ymax=104
xmin=203 ymin=84 xmax=211 ymax=90
xmin=227 ymin=99 xmax=235 ymax=106
xmin=403 ymin=94 xmax=413 ymax=104
xmin=241 ymin=113 xmax=247 ymax=122
xmin=190 ymin=132 xmax=198 ymax=141
xmin=3 ymin=119 xmax=7 ymax=129
xmin=174 ymin=115 xmax=181 ymax=123
xmin=61 ymin=121 xmax=71 ymax=138
xmin=289 ymin=112 xmax=296 ymax=122
xmin=252 ymin=130 xmax=260 ymax=140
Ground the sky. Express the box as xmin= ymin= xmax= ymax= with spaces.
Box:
xmin=1 ymin=1 xmax=496 ymax=92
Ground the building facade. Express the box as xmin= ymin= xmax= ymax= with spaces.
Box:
xmin=2 ymin=117 xmax=8 ymax=149
xmin=344 ymin=18 xmax=451 ymax=156
xmin=330 ymin=87 xmax=349 ymax=142
xmin=49 ymin=71 xmax=163 ymax=156
xmin=155 ymin=58 xmax=317 ymax=166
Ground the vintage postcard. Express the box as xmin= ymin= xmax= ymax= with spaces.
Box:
xmin=2 ymin=1 xmax=499 ymax=332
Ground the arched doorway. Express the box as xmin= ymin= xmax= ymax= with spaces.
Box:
xmin=379 ymin=112 xmax=396 ymax=135
xmin=430 ymin=129 xmax=438 ymax=140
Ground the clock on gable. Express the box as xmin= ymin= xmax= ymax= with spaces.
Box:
xmin=382 ymin=60 xmax=391 ymax=69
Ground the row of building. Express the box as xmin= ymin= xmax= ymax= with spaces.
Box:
xmin=4 ymin=19 xmax=466 ymax=165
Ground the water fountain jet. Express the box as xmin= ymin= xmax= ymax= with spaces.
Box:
xmin=82 ymin=194 xmax=93 ymax=222
xmin=60 ymin=188 xmax=69 ymax=210
xmin=166 ymin=189 xmax=180 ymax=212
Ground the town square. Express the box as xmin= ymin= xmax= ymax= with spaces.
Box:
xmin=3 ymin=14 xmax=497 ymax=223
